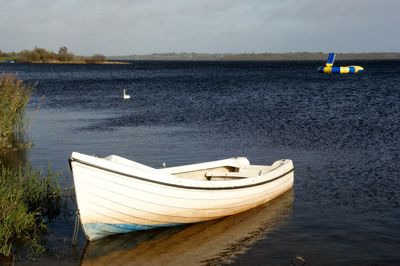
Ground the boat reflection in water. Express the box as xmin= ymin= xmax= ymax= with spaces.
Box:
xmin=80 ymin=189 xmax=293 ymax=266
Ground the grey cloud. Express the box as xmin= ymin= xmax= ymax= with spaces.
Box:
xmin=0 ymin=0 xmax=399 ymax=55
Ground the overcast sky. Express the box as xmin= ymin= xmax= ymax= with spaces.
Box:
xmin=1 ymin=0 xmax=399 ymax=55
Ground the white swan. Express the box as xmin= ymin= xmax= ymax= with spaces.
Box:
xmin=123 ymin=89 xmax=130 ymax=100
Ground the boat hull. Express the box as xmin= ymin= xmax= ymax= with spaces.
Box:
xmin=70 ymin=153 xmax=294 ymax=241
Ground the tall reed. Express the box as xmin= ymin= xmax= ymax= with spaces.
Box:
xmin=0 ymin=73 xmax=32 ymax=152
xmin=0 ymin=165 xmax=61 ymax=258
xmin=0 ymin=74 xmax=62 ymax=259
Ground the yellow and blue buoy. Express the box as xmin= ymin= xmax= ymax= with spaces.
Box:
xmin=318 ymin=53 xmax=363 ymax=74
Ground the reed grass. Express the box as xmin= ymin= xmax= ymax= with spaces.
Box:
xmin=0 ymin=74 xmax=62 ymax=259
xmin=0 ymin=165 xmax=61 ymax=258
xmin=0 ymin=73 xmax=32 ymax=153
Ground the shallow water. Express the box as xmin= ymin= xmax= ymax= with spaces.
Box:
xmin=1 ymin=60 xmax=399 ymax=265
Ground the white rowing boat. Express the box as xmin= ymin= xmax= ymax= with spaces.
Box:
xmin=81 ymin=190 xmax=293 ymax=265
xmin=69 ymin=152 xmax=294 ymax=241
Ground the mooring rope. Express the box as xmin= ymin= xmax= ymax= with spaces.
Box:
xmin=72 ymin=210 xmax=80 ymax=246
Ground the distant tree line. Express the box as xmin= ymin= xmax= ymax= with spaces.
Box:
xmin=0 ymin=50 xmax=17 ymax=58
xmin=16 ymin=47 xmax=74 ymax=62
xmin=110 ymin=52 xmax=400 ymax=61
xmin=84 ymin=54 xmax=106 ymax=64
xmin=0 ymin=47 xmax=107 ymax=63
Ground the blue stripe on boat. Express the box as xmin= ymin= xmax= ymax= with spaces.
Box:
xmin=83 ymin=222 xmax=181 ymax=240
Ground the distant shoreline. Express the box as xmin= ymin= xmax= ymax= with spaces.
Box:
xmin=3 ymin=52 xmax=400 ymax=64
xmin=108 ymin=52 xmax=400 ymax=61
xmin=27 ymin=60 xmax=129 ymax=65
xmin=0 ymin=59 xmax=129 ymax=64
xmin=0 ymin=47 xmax=130 ymax=65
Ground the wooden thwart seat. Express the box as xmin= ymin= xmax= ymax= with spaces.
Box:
xmin=205 ymin=172 xmax=247 ymax=180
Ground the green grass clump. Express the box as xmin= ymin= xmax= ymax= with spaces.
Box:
xmin=0 ymin=165 xmax=61 ymax=258
xmin=0 ymin=56 xmax=17 ymax=62
xmin=0 ymin=74 xmax=32 ymax=153
xmin=0 ymin=73 xmax=61 ymax=259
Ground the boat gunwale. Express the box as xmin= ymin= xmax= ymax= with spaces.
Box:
xmin=69 ymin=157 xmax=294 ymax=190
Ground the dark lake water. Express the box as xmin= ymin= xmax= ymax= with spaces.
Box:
xmin=1 ymin=60 xmax=399 ymax=265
